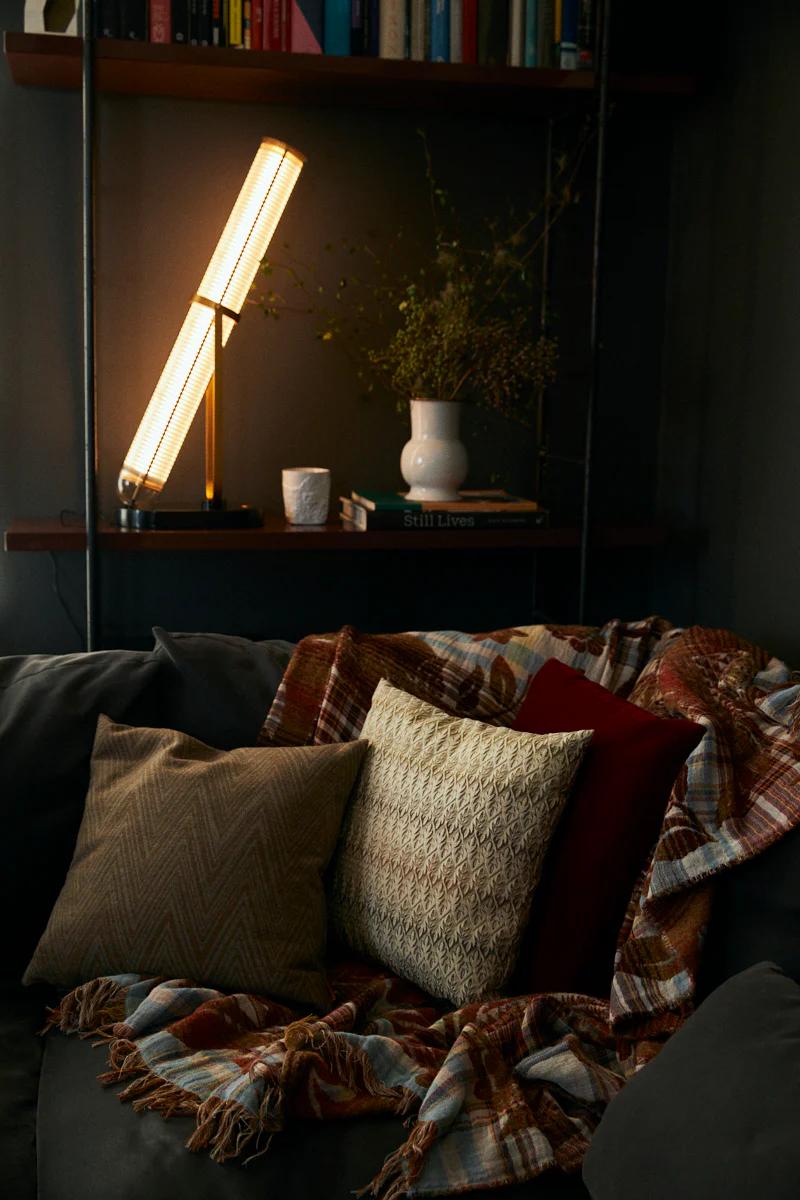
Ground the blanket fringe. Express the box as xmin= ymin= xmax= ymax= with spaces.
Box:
xmin=303 ymin=1022 xmax=413 ymax=1111
xmin=186 ymin=1096 xmax=261 ymax=1163
xmin=97 ymin=1037 xmax=141 ymax=1083
xmin=358 ymin=1120 xmax=438 ymax=1200
xmin=42 ymin=977 xmax=126 ymax=1037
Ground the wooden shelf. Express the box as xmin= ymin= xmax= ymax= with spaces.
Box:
xmin=3 ymin=33 xmax=694 ymax=113
xmin=4 ymin=517 xmax=670 ymax=553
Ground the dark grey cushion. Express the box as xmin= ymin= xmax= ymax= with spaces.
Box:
xmin=1 ymin=650 xmax=164 ymax=973
xmin=152 ymin=628 xmax=294 ymax=750
xmin=583 ymin=962 xmax=800 ymax=1200
xmin=37 ymin=1034 xmax=588 ymax=1200
xmin=699 ymin=824 xmax=800 ymax=998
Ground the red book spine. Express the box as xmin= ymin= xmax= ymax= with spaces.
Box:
xmin=252 ymin=0 xmax=264 ymax=47
xmin=150 ymin=0 xmax=171 ymax=42
xmin=462 ymin=0 xmax=478 ymax=63
xmin=266 ymin=0 xmax=281 ymax=47
xmin=281 ymin=0 xmax=291 ymax=50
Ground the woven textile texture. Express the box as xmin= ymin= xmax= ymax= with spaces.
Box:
xmin=259 ymin=616 xmax=672 ymax=748
xmin=330 ymin=680 xmax=591 ymax=1006
xmin=43 ymin=626 xmax=800 ymax=1197
xmin=24 ymin=717 xmax=366 ymax=1008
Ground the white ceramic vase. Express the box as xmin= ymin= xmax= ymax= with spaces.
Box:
xmin=400 ymin=398 xmax=468 ymax=502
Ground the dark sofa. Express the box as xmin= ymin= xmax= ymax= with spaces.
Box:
xmin=1 ymin=628 xmax=794 ymax=1200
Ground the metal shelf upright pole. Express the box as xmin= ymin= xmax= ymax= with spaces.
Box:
xmin=82 ymin=0 xmax=99 ymax=649
xmin=577 ymin=0 xmax=612 ymax=624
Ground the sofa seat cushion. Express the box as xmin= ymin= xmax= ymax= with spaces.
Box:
xmin=37 ymin=1033 xmax=589 ymax=1200
xmin=0 ymin=978 xmax=57 ymax=1200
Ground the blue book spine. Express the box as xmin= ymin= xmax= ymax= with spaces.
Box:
xmin=524 ymin=0 xmax=538 ymax=66
xmin=324 ymin=0 xmax=351 ymax=53
xmin=430 ymin=0 xmax=450 ymax=61
xmin=367 ymin=0 xmax=380 ymax=54
xmin=559 ymin=0 xmax=578 ymax=68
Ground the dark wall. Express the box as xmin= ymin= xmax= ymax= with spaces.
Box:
xmin=0 ymin=2 xmax=675 ymax=652
xmin=656 ymin=0 xmax=800 ymax=664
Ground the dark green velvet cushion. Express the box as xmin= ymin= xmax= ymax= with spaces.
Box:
xmin=583 ymin=962 xmax=800 ymax=1200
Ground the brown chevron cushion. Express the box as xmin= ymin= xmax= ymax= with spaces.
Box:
xmin=329 ymin=681 xmax=592 ymax=1007
xmin=23 ymin=716 xmax=366 ymax=1009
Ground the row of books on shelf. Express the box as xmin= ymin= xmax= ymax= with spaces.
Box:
xmin=340 ymin=489 xmax=549 ymax=531
xmin=84 ymin=1 xmax=595 ymax=69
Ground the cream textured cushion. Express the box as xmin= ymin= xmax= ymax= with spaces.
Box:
xmin=330 ymin=680 xmax=591 ymax=1007
xmin=24 ymin=716 xmax=366 ymax=1009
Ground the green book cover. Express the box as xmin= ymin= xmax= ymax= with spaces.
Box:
xmin=351 ymin=490 xmax=423 ymax=512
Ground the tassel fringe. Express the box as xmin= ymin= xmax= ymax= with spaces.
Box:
xmin=358 ymin=1120 xmax=439 ymax=1200
xmin=42 ymin=977 xmax=127 ymax=1037
xmin=185 ymin=1096 xmax=261 ymax=1163
xmin=44 ymin=990 xmax=428 ymax=1183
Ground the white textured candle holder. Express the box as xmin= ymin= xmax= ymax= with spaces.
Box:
xmin=282 ymin=467 xmax=331 ymax=525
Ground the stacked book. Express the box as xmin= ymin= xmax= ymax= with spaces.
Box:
xmin=78 ymin=1 xmax=594 ymax=67
xmin=341 ymin=489 xmax=548 ymax=530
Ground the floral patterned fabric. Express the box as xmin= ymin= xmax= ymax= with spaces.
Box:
xmin=258 ymin=617 xmax=672 ymax=747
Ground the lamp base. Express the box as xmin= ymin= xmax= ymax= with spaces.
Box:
xmin=116 ymin=505 xmax=263 ymax=531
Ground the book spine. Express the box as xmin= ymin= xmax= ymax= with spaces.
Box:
xmin=342 ymin=501 xmax=549 ymax=530
xmin=265 ymin=0 xmax=278 ymax=45
xmin=290 ymin=0 xmax=324 ymax=50
xmin=409 ymin=0 xmax=426 ymax=60
xmin=450 ymin=0 xmax=462 ymax=62
xmin=243 ymin=0 xmax=252 ymax=46
xmin=149 ymin=0 xmax=170 ymax=40
xmin=225 ymin=0 xmax=241 ymax=42
xmin=430 ymin=0 xmax=449 ymax=61
xmin=351 ymin=0 xmax=366 ymax=53
xmin=280 ymin=0 xmax=291 ymax=48
xmin=251 ymin=0 xmax=263 ymax=47
xmin=120 ymin=0 xmax=148 ymax=38
xmin=559 ymin=0 xmax=578 ymax=68
xmin=509 ymin=0 xmax=524 ymax=65
xmin=324 ymin=0 xmax=351 ymax=52
xmin=523 ymin=0 xmax=537 ymax=66
xmin=477 ymin=0 xmax=508 ymax=66
xmin=537 ymin=0 xmax=553 ymax=67
xmin=229 ymin=0 xmax=243 ymax=44
xmin=367 ymin=0 xmax=380 ymax=54
xmin=577 ymin=0 xmax=593 ymax=68
xmin=212 ymin=0 xmax=225 ymax=44
xmin=461 ymin=0 xmax=477 ymax=62
xmin=96 ymin=0 xmax=120 ymax=37
xmin=379 ymin=0 xmax=406 ymax=58
xmin=190 ymin=0 xmax=212 ymax=43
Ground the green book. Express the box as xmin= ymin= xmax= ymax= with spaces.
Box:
xmin=350 ymin=490 xmax=423 ymax=512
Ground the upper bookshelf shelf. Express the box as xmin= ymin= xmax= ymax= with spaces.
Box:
xmin=3 ymin=32 xmax=694 ymax=114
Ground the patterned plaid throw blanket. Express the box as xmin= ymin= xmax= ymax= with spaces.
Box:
xmin=47 ymin=623 xmax=800 ymax=1197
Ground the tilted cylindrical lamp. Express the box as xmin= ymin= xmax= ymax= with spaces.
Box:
xmin=117 ymin=137 xmax=305 ymax=530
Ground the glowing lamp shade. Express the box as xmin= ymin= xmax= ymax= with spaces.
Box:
xmin=118 ymin=138 xmax=305 ymax=506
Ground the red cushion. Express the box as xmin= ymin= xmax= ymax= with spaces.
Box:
xmin=512 ymin=658 xmax=704 ymax=999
